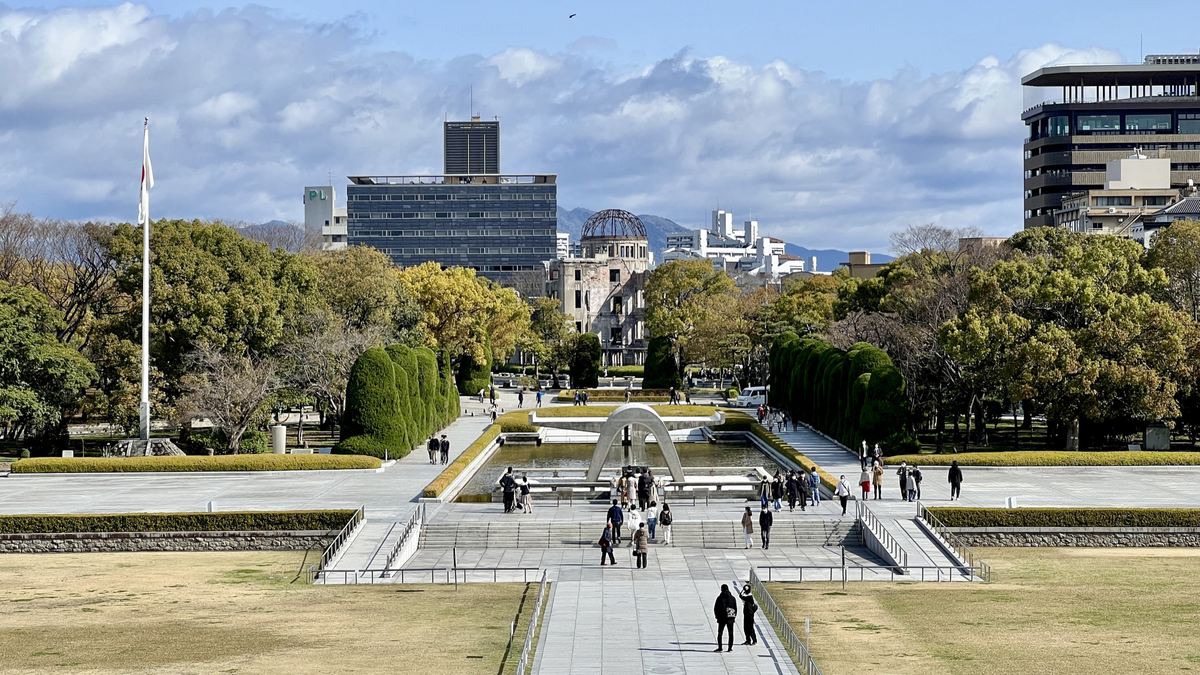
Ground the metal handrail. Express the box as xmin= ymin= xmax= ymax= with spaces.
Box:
xmin=855 ymin=500 xmax=908 ymax=569
xmin=756 ymin=563 xmax=982 ymax=583
xmin=514 ymin=570 xmax=549 ymax=675
xmin=383 ymin=506 xmax=423 ymax=573
xmin=917 ymin=502 xmax=992 ymax=582
xmin=749 ymin=568 xmax=823 ymax=675
xmin=310 ymin=566 xmax=542 ymax=585
xmin=320 ymin=506 xmax=364 ymax=570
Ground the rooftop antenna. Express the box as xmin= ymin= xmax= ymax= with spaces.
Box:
xmin=470 ymin=85 xmax=474 ymax=118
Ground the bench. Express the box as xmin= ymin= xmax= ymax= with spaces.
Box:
xmin=556 ymin=487 xmax=574 ymax=506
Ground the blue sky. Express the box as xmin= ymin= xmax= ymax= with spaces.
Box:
xmin=3 ymin=1 xmax=1199 ymax=251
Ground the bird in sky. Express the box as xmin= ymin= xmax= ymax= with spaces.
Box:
xmin=569 ymin=13 xmax=576 ymax=18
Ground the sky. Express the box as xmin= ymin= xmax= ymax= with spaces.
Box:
xmin=3 ymin=1 xmax=1200 ymax=252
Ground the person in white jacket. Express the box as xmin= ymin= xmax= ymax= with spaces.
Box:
xmin=834 ymin=475 xmax=852 ymax=516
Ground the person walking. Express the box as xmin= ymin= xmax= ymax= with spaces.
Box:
xmin=624 ymin=388 xmax=631 ymax=403
xmin=739 ymin=583 xmax=759 ymax=646
xmin=872 ymin=461 xmax=884 ymax=500
xmin=536 ymin=390 xmax=543 ymax=407
xmin=517 ymin=389 xmax=524 ymax=408
xmin=659 ymin=503 xmax=673 ymax=545
xmin=439 ymin=435 xmax=449 ymax=465
xmin=646 ymin=501 xmax=659 ymax=540
xmin=627 ymin=508 xmax=642 ymax=546
xmin=633 ymin=523 xmax=649 ymax=568
xmin=948 ymin=460 xmax=964 ymax=500
xmin=771 ymin=471 xmax=784 ymax=512
xmin=582 ymin=390 xmax=589 ymax=405
xmin=907 ymin=468 xmax=919 ymax=502
xmin=797 ymin=473 xmax=810 ymax=512
xmin=835 ymin=475 xmax=852 ymax=516
xmin=860 ymin=440 xmax=869 ymax=471
xmin=428 ymin=434 xmax=439 ymax=464
xmin=520 ymin=474 xmax=533 ymax=514
xmin=741 ymin=506 xmax=755 ymax=549
xmin=489 ymin=387 xmax=496 ymax=405
xmin=858 ymin=466 xmax=871 ymax=501
xmin=607 ymin=500 xmax=624 ymax=544
xmin=499 ymin=467 xmax=516 ymax=513
xmin=638 ymin=470 xmax=653 ymax=511
xmin=913 ymin=465 xmax=923 ymax=500
xmin=759 ymin=504 xmax=773 ymax=550
xmin=896 ymin=462 xmax=909 ymax=501
xmin=809 ymin=468 xmax=821 ymax=506
xmin=713 ymin=585 xmax=738 ymax=652
xmin=758 ymin=476 xmax=771 ymax=509
xmin=599 ymin=522 xmax=617 ymax=566
xmin=786 ymin=471 xmax=799 ymax=512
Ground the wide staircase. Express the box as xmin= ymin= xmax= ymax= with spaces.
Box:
xmin=417 ymin=519 xmax=862 ymax=549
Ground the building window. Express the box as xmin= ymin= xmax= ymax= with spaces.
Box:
xmin=1077 ymin=115 xmax=1120 ymax=133
xmin=1094 ymin=196 xmax=1132 ymax=206
xmin=1143 ymin=196 xmax=1170 ymax=206
xmin=575 ymin=321 xmax=582 ymax=333
xmin=574 ymin=269 xmax=581 ymax=281
xmin=1048 ymin=116 xmax=1069 ymax=137
xmin=610 ymin=327 xmax=622 ymax=345
xmin=612 ymin=296 xmax=623 ymax=314
xmin=1125 ymin=114 xmax=1171 ymax=132
xmin=574 ymin=290 xmax=582 ymax=309
xmin=609 ymin=269 xmax=620 ymax=283
xmin=1179 ymin=113 xmax=1200 ymax=134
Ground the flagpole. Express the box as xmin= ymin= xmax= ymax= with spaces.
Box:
xmin=139 ymin=117 xmax=151 ymax=442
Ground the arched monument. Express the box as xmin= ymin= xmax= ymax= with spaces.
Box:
xmin=527 ymin=403 xmax=724 ymax=481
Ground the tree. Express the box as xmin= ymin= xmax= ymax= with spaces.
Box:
xmin=1147 ymin=220 xmax=1200 ymax=323
xmin=941 ymin=228 xmax=1199 ymax=449
xmin=643 ymin=336 xmax=681 ymax=389
xmin=0 ymin=281 xmax=96 ymax=452
xmin=338 ymin=347 xmax=405 ymax=458
xmin=393 ymin=262 xmax=495 ymax=366
xmin=571 ymin=333 xmax=602 ymax=388
xmin=522 ymin=296 xmax=572 ymax=378
xmin=645 ymin=260 xmax=735 ymax=378
xmin=310 ymin=245 xmax=398 ymax=331
xmin=177 ymin=346 xmax=281 ymax=454
xmin=282 ymin=318 xmax=389 ymax=431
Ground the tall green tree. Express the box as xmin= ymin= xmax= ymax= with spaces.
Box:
xmin=1147 ymin=219 xmax=1200 ymax=323
xmin=645 ymin=260 xmax=735 ymax=378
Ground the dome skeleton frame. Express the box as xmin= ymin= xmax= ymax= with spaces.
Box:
xmin=581 ymin=209 xmax=647 ymax=239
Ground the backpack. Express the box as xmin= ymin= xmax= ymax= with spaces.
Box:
xmin=660 ymin=511 xmax=672 ymax=526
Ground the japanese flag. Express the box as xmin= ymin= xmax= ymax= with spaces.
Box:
xmin=137 ymin=121 xmax=154 ymax=226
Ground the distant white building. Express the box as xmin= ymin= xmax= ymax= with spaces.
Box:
xmin=663 ymin=210 xmax=801 ymax=280
xmin=303 ymin=185 xmax=347 ymax=251
xmin=556 ymin=232 xmax=572 ymax=259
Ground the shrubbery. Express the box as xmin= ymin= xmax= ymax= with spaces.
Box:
xmin=884 ymin=451 xmax=1200 ymax=467
xmin=336 ymin=344 xmax=458 ymax=458
xmin=0 ymin=510 xmax=358 ymax=534
xmin=769 ymin=333 xmax=916 ymax=455
xmin=571 ymin=333 xmax=602 ymax=388
xmin=11 ymin=455 xmax=381 ymax=473
xmin=456 ymin=336 xmax=493 ymax=396
xmin=643 ymin=336 xmax=681 ymax=389
xmin=926 ymin=507 xmax=1200 ymax=528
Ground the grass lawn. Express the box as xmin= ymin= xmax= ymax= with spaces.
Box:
xmin=767 ymin=547 xmax=1200 ymax=675
xmin=0 ymin=551 xmax=538 ymax=674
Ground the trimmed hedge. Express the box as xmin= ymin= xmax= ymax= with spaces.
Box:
xmin=769 ymin=333 xmax=917 ymax=455
xmin=423 ymin=425 xmax=502 ymax=498
xmin=643 ymin=336 xmax=681 ymax=389
xmin=0 ymin=510 xmax=358 ymax=534
xmin=571 ymin=333 xmax=602 ymax=388
xmin=12 ymin=455 xmax=381 ymax=473
xmin=605 ymin=365 xmax=644 ymax=377
xmin=555 ymin=389 xmax=671 ymax=403
xmin=926 ymin=507 xmax=1200 ymax=529
xmin=338 ymin=343 xmax=459 ymax=458
xmin=457 ymin=336 xmax=493 ymax=396
xmin=883 ymin=451 xmax=1200 ymax=467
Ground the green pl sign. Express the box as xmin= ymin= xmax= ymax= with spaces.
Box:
xmin=308 ymin=189 xmax=327 ymax=201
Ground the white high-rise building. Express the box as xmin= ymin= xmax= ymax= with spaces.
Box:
xmin=303 ymin=185 xmax=347 ymax=251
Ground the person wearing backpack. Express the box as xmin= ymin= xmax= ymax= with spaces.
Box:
xmin=659 ymin=503 xmax=673 ymax=545
xmin=713 ymin=584 xmax=738 ymax=652
xmin=739 ymin=583 xmax=759 ymax=646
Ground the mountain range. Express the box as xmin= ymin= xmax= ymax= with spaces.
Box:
xmin=556 ymin=207 xmax=892 ymax=270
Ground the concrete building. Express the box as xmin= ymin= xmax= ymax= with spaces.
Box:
xmin=556 ymin=232 xmax=572 ymax=260
xmin=1053 ymin=153 xmax=1179 ymax=236
xmin=1021 ymin=54 xmax=1200 ymax=229
xmin=444 ymin=117 xmax=499 ymax=175
xmin=303 ymin=186 xmax=348 ymax=251
xmin=840 ymin=251 xmax=887 ymax=279
xmin=1135 ymin=192 xmax=1200 ymax=247
xmin=546 ymin=210 xmax=650 ymax=366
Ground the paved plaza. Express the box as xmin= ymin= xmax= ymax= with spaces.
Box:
xmin=3 ymin=393 xmax=1199 ymax=673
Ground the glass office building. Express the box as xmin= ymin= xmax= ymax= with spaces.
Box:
xmin=345 ymin=174 xmax=557 ymax=280
xmin=1021 ymin=55 xmax=1200 ymax=229
xmin=444 ymin=118 xmax=500 ymax=175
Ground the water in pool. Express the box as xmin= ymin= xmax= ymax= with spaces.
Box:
xmin=462 ymin=442 xmax=782 ymax=496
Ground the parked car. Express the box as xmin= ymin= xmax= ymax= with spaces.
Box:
xmin=556 ymin=374 xmax=571 ymax=389
xmin=733 ymin=386 xmax=769 ymax=408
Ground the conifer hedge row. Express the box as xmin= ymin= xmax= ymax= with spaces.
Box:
xmin=336 ymin=345 xmax=460 ymax=459
xmin=768 ymin=333 xmax=918 ymax=455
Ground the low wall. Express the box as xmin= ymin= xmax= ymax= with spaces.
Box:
xmin=946 ymin=527 xmax=1200 ymax=548
xmin=0 ymin=530 xmax=334 ymax=554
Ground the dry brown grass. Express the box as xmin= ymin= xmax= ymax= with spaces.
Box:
xmin=767 ymin=547 xmax=1200 ymax=675
xmin=0 ymin=551 xmax=534 ymax=674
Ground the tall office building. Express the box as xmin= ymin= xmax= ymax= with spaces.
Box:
xmin=303 ymin=186 xmax=347 ymax=250
xmin=1021 ymin=55 xmax=1200 ymax=229
xmin=444 ymin=117 xmax=500 ymax=174
xmin=345 ymin=174 xmax=557 ymax=279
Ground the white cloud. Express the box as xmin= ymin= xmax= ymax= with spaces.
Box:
xmin=0 ymin=4 xmax=1114 ymax=250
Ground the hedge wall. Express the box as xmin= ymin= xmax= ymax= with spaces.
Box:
xmin=11 ymin=455 xmax=381 ymax=473
xmin=422 ymin=424 xmax=502 ymax=498
xmin=643 ymin=336 xmax=681 ymax=389
xmin=0 ymin=510 xmax=358 ymax=534
xmin=572 ymin=333 xmax=602 ymax=388
xmin=883 ymin=451 xmax=1200 ymax=467
xmin=926 ymin=507 xmax=1200 ymax=529
xmin=337 ymin=343 xmax=459 ymax=458
xmin=456 ymin=336 xmax=493 ymax=396
xmin=769 ymin=333 xmax=917 ymax=455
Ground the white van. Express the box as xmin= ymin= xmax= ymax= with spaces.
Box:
xmin=734 ymin=386 xmax=769 ymax=408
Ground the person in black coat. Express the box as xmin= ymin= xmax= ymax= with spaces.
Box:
xmin=713 ymin=584 xmax=738 ymax=652
xmin=786 ymin=472 xmax=799 ymax=512
xmin=606 ymin=500 xmax=624 ymax=544
xmin=439 ymin=435 xmax=450 ymax=465
xmin=498 ymin=467 xmax=516 ymax=513
xmin=759 ymin=505 xmax=773 ymax=550
xmin=739 ymin=583 xmax=759 ymax=645
xmin=948 ymin=460 xmax=964 ymax=500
